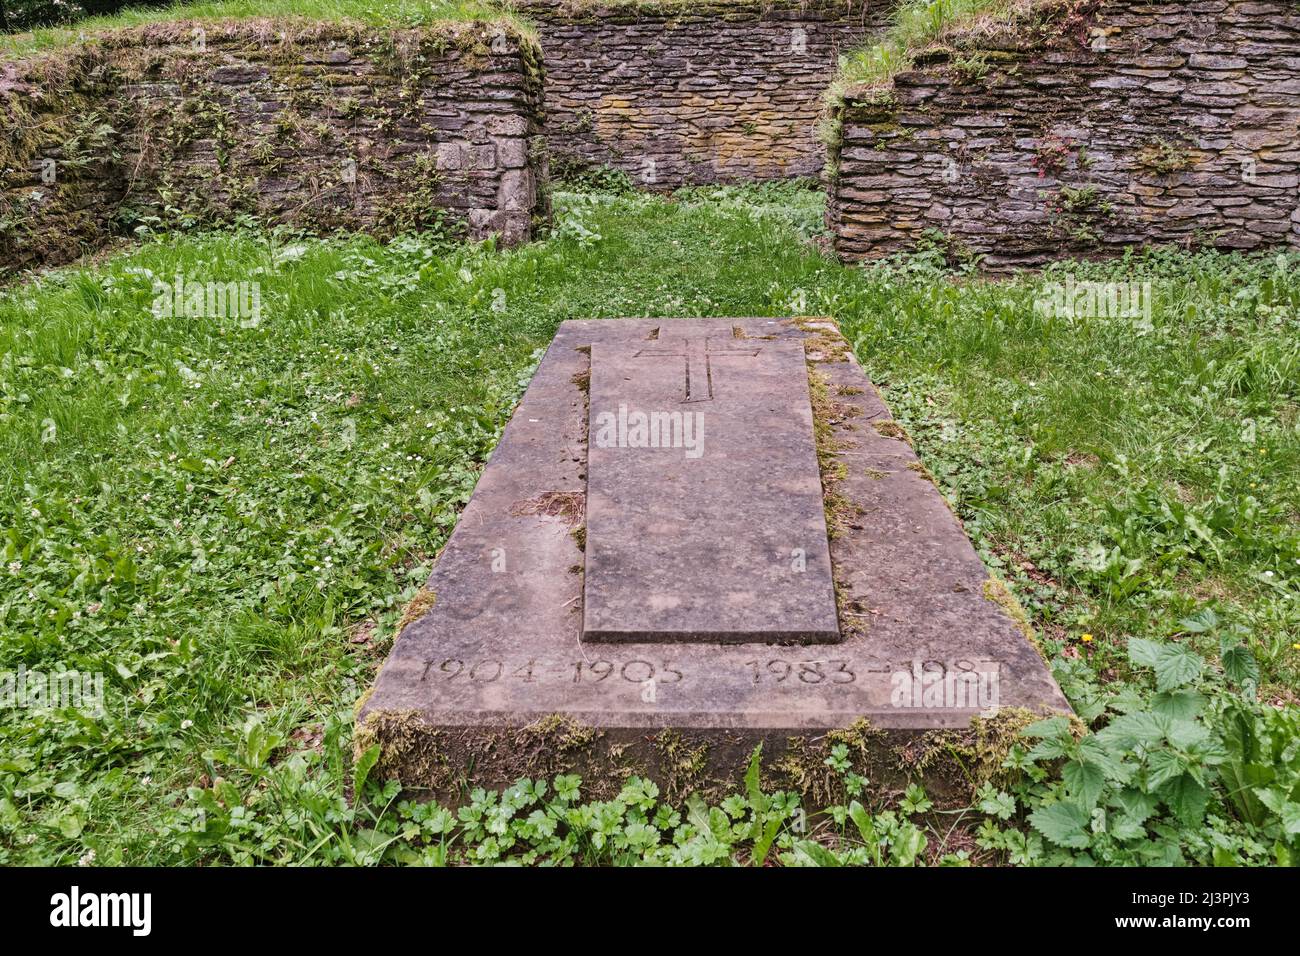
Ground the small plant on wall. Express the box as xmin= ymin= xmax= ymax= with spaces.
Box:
xmin=951 ymin=51 xmax=991 ymax=82
xmin=1053 ymin=0 xmax=1105 ymax=47
xmin=1032 ymin=134 xmax=1075 ymax=179
xmin=1041 ymin=183 xmax=1116 ymax=245
xmin=1135 ymin=138 xmax=1194 ymax=176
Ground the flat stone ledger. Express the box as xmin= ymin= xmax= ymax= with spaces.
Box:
xmin=583 ymin=334 xmax=839 ymax=644
xmin=358 ymin=318 xmax=1072 ymax=803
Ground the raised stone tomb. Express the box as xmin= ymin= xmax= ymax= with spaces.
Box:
xmin=357 ymin=317 xmax=1070 ymax=803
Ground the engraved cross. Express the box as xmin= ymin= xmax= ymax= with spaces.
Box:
xmin=633 ymin=334 xmax=761 ymax=403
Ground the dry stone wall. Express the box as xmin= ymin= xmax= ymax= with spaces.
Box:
xmin=11 ymin=2 xmax=1297 ymax=276
xmin=517 ymin=0 xmax=887 ymax=186
xmin=1 ymin=18 xmax=548 ymax=276
xmin=828 ymin=0 xmax=1300 ymax=269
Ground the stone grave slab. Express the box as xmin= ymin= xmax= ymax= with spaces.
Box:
xmin=357 ymin=317 xmax=1072 ymax=806
xmin=583 ymin=332 xmax=839 ymax=644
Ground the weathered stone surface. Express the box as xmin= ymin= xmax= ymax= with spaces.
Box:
xmin=829 ymin=0 xmax=1300 ymax=267
xmin=583 ymin=332 xmax=838 ymax=644
xmin=518 ymin=0 xmax=888 ymax=186
xmin=358 ymin=318 xmax=1070 ymax=802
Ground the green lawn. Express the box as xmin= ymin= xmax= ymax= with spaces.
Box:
xmin=1 ymin=183 xmax=1297 ymax=865
xmin=0 ymin=0 xmax=525 ymax=58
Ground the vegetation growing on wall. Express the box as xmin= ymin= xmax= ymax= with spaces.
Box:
xmin=1 ymin=14 xmax=546 ymax=274
xmin=826 ymin=0 xmax=1055 ymax=108
xmin=1 ymin=0 xmax=531 ymax=56
xmin=827 ymin=0 xmax=1297 ymax=265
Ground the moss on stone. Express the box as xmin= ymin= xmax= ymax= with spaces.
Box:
xmin=872 ymin=420 xmax=911 ymax=442
xmin=2 ymin=6 xmax=536 ymax=60
xmin=395 ymin=588 xmax=438 ymax=636
xmin=982 ymin=575 xmax=1046 ymax=659
xmin=771 ymin=718 xmax=885 ymax=806
xmin=906 ymin=458 xmax=937 ymax=484
xmin=355 ymin=703 xmax=1055 ymax=810
xmin=808 ymin=361 xmax=867 ymax=541
xmin=358 ymin=711 xmax=617 ymax=799
xmin=790 ymin=316 xmax=852 ymax=363
xmin=891 ymin=707 xmax=1039 ymax=791
xmin=653 ymin=730 xmax=712 ymax=800
xmin=353 ymin=707 xmax=448 ymax=785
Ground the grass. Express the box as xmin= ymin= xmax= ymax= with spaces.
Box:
xmin=826 ymin=0 xmax=1041 ymax=105
xmin=0 ymin=183 xmax=1296 ymax=864
xmin=0 ymin=0 xmax=526 ymax=57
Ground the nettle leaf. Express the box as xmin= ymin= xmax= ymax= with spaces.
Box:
xmin=1163 ymin=717 xmax=1211 ymax=752
xmin=1109 ymin=813 xmax=1147 ymax=842
xmin=1178 ymin=608 xmax=1220 ymax=634
xmin=1022 ymin=717 xmax=1073 ymax=763
xmin=1128 ymin=638 xmax=1164 ymax=669
xmin=1153 ymin=643 xmax=1204 ymax=691
xmin=1077 ymin=736 xmax=1132 ymax=784
xmin=1025 ymin=736 xmax=1070 ymax=764
xmin=1029 ymin=802 xmax=1092 ymax=849
xmin=1062 ymin=759 xmax=1106 ymax=810
xmin=1146 ymin=749 xmax=1190 ymax=789
xmin=1098 ymin=711 xmax=1165 ymax=750
xmin=1159 ymin=774 xmax=1210 ymax=827
xmin=1220 ymin=641 xmax=1260 ymax=689
xmin=1023 ymin=716 xmax=1073 ymax=740
xmin=1150 ymin=689 xmax=1205 ymax=722
xmin=1280 ymin=803 xmax=1300 ymax=837
xmin=1071 ymin=694 xmax=1107 ymax=724
xmin=1110 ymin=787 xmax=1160 ymax=827
xmin=1254 ymin=788 xmax=1290 ymax=816
xmin=1107 ymin=684 xmax=1149 ymax=715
